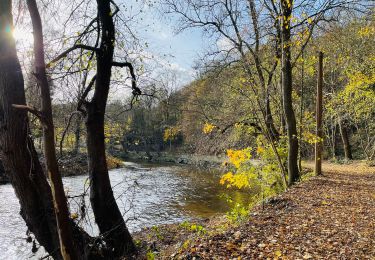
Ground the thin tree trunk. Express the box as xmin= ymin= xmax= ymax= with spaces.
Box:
xmin=279 ymin=76 xmax=286 ymax=135
xmin=331 ymin=121 xmax=338 ymax=159
xmin=26 ymin=0 xmax=78 ymax=258
xmin=281 ymin=0 xmax=299 ymax=185
xmin=85 ymin=0 xmax=135 ymax=256
xmin=338 ymin=120 xmax=353 ymax=160
xmin=248 ymin=0 xmax=279 ymax=142
xmin=265 ymin=90 xmax=280 ymax=141
xmin=74 ymin=115 xmax=81 ymax=154
xmin=0 ymin=2 xmax=62 ymax=258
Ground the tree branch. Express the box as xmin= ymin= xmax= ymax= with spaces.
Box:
xmin=47 ymin=45 xmax=100 ymax=68
xmin=77 ymin=75 xmax=97 ymax=114
xmin=112 ymin=61 xmax=141 ymax=96
xmin=59 ymin=111 xmax=81 ymax=157
xmin=12 ymin=104 xmax=47 ymax=128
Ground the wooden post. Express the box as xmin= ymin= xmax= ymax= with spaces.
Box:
xmin=315 ymin=52 xmax=323 ymax=175
xmin=298 ymin=51 xmax=304 ymax=173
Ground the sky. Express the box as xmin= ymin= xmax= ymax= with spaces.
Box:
xmin=119 ymin=0 xmax=207 ymax=87
xmin=12 ymin=0 xmax=208 ymax=101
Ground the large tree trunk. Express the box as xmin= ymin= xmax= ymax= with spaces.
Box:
xmin=0 ymin=2 xmax=97 ymax=259
xmin=85 ymin=0 xmax=135 ymax=256
xmin=338 ymin=120 xmax=353 ymax=160
xmin=0 ymin=2 xmax=62 ymax=258
xmin=281 ymin=0 xmax=299 ymax=186
xmin=26 ymin=0 xmax=79 ymax=258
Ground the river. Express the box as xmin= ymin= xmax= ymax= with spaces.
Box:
xmin=0 ymin=161 xmax=248 ymax=259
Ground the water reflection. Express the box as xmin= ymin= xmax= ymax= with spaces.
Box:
xmin=0 ymin=161 xmax=249 ymax=259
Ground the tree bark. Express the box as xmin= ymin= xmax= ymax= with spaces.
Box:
xmin=265 ymin=90 xmax=280 ymax=141
xmin=281 ymin=0 xmax=299 ymax=185
xmin=74 ymin=115 xmax=81 ymax=154
xmin=0 ymin=2 xmax=98 ymax=260
xmin=248 ymin=0 xmax=279 ymax=142
xmin=85 ymin=0 xmax=135 ymax=256
xmin=26 ymin=0 xmax=79 ymax=258
xmin=0 ymin=2 xmax=62 ymax=258
xmin=338 ymin=120 xmax=353 ymax=160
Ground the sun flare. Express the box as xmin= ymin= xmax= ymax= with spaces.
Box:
xmin=12 ymin=28 xmax=33 ymax=45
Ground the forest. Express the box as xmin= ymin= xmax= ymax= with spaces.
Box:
xmin=0 ymin=0 xmax=374 ymax=259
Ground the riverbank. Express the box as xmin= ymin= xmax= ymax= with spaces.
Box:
xmin=0 ymin=150 xmax=228 ymax=184
xmin=0 ymin=152 xmax=124 ymax=184
xmin=123 ymin=151 xmax=227 ymax=169
xmin=57 ymin=152 xmax=124 ymax=177
xmin=128 ymin=161 xmax=375 ymax=259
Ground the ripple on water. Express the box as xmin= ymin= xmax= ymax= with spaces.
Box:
xmin=0 ymin=162 xmax=248 ymax=259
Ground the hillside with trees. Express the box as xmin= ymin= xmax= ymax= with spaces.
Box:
xmin=120 ymin=15 xmax=374 ymax=162
xmin=0 ymin=0 xmax=374 ymax=259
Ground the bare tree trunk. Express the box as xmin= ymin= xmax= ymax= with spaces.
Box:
xmin=281 ymin=0 xmax=299 ymax=186
xmin=265 ymin=91 xmax=280 ymax=141
xmin=26 ymin=0 xmax=79 ymax=258
xmin=74 ymin=115 xmax=81 ymax=154
xmin=248 ymin=0 xmax=279 ymax=142
xmin=279 ymin=77 xmax=286 ymax=135
xmin=85 ymin=0 xmax=135 ymax=256
xmin=0 ymin=2 xmax=62 ymax=258
xmin=1 ymin=2 xmax=120 ymax=259
xmin=338 ymin=120 xmax=353 ymax=160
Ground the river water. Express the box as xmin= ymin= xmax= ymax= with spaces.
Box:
xmin=0 ymin=161 xmax=248 ymax=259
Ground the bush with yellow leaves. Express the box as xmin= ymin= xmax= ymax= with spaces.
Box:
xmin=106 ymin=155 xmax=123 ymax=169
xmin=220 ymin=135 xmax=288 ymax=220
xmin=202 ymin=122 xmax=216 ymax=134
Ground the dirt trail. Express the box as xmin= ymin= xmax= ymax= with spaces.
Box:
xmin=170 ymin=162 xmax=375 ymax=259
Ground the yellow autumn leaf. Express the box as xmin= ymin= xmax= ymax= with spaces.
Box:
xmin=203 ymin=122 xmax=216 ymax=134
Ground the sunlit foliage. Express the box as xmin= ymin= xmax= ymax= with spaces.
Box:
xmin=202 ymin=122 xmax=216 ymax=134
xmin=220 ymin=135 xmax=287 ymax=217
xmin=163 ymin=126 xmax=180 ymax=143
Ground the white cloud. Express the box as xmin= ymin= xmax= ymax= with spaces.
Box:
xmin=216 ymin=37 xmax=235 ymax=52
